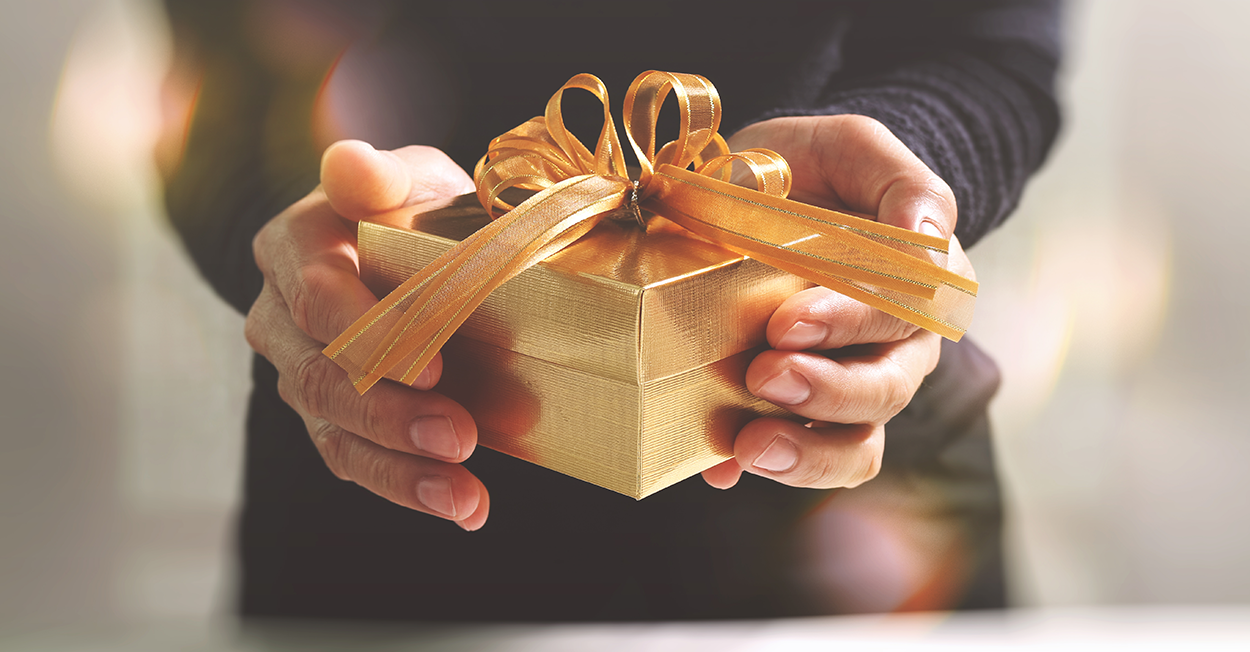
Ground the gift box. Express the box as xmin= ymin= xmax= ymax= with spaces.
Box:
xmin=329 ymin=71 xmax=976 ymax=500
xmin=358 ymin=193 xmax=808 ymax=498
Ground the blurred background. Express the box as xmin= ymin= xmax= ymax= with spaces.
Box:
xmin=1 ymin=0 xmax=1248 ymax=631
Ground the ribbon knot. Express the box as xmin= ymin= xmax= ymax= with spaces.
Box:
xmin=619 ymin=179 xmax=644 ymax=228
xmin=326 ymin=71 xmax=978 ymax=394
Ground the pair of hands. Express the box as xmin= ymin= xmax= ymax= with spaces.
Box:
xmin=245 ymin=115 xmax=971 ymax=530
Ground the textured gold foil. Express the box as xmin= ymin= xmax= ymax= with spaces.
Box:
xmin=360 ymin=194 xmax=804 ymax=498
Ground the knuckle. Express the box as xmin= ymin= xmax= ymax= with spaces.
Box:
xmin=847 ymin=426 xmax=885 ymax=487
xmin=363 ymin=446 xmax=404 ymax=501
xmin=802 ymin=451 xmax=845 ymax=489
xmin=878 ymin=359 xmax=921 ymax=419
xmin=285 ymin=267 xmax=320 ymax=336
xmin=359 ymin=392 xmax=387 ymax=444
xmin=860 ymin=116 xmax=893 ymax=141
xmin=795 ymin=425 xmax=883 ymax=489
xmin=864 ymin=313 xmax=916 ymax=344
xmin=243 ymin=288 xmax=277 ymax=356
xmin=291 ymin=352 xmax=332 ymax=418
xmin=852 ymin=312 xmax=887 ymax=343
xmin=276 ymin=373 xmax=297 ymax=410
xmin=881 ymin=373 xmax=914 ymax=418
xmin=243 ymin=309 xmax=263 ymax=353
xmin=818 ymin=377 xmax=852 ymax=416
xmin=925 ymin=175 xmax=957 ymax=206
xmin=310 ymin=420 xmax=353 ymax=481
xmin=919 ymin=177 xmax=958 ymax=227
xmin=252 ymin=223 xmax=278 ymax=273
xmin=844 ymin=447 xmax=883 ymax=488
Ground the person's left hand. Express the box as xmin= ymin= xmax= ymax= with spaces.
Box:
xmin=702 ymin=115 xmax=974 ymax=490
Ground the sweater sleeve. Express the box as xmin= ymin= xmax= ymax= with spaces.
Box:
xmin=161 ymin=0 xmax=325 ymax=315
xmin=758 ymin=0 xmax=1062 ymax=247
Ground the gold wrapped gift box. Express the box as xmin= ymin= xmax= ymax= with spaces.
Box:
xmin=360 ymin=193 xmax=809 ymax=499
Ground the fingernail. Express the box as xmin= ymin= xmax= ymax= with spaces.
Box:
xmin=418 ymin=476 xmax=457 ymax=518
xmin=777 ymin=320 xmax=829 ymax=350
xmin=413 ymin=366 xmax=433 ymax=389
xmin=410 ymin=416 xmax=459 ymax=459
xmin=753 ymin=435 xmax=798 ymax=473
xmin=919 ymin=220 xmax=945 ymax=239
xmin=756 ymin=369 xmax=812 ymax=406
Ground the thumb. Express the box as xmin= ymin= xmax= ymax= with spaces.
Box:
xmin=875 ymin=171 xmax=958 ymax=240
xmin=320 ymin=140 xmax=475 ymax=221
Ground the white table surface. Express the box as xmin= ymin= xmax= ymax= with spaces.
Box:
xmin=4 ymin=606 xmax=1249 ymax=651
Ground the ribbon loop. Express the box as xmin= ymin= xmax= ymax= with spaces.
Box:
xmin=696 ymin=149 xmax=793 ymax=198
xmin=543 ymin=73 xmax=627 ymax=177
xmin=327 ymin=71 xmax=978 ymax=394
xmin=623 ymin=71 xmax=722 ymax=196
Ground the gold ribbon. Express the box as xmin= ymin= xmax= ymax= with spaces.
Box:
xmin=325 ymin=71 xmax=978 ymax=394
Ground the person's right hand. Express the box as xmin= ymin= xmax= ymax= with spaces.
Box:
xmin=245 ymin=140 xmax=490 ymax=530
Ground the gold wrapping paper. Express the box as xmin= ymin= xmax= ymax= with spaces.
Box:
xmin=359 ymin=194 xmax=808 ymax=498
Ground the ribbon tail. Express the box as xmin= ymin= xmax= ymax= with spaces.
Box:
xmin=324 ymin=175 xmax=631 ymax=394
xmin=648 ymin=165 xmax=978 ymax=341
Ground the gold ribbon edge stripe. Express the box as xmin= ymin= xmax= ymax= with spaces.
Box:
xmin=325 ymin=71 xmax=978 ymax=394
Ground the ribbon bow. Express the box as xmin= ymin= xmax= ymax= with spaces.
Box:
xmin=326 ymin=71 xmax=977 ymax=394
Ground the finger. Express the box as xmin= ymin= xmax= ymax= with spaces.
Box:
xmin=252 ymin=195 xmax=378 ymax=343
xmin=305 ymin=417 xmax=488 ymax=525
xmin=947 ymin=233 xmax=975 ymax=281
xmin=244 ymin=281 xmax=296 ymax=362
xmin=273 ymin=245 xmax=381 ymax=345
xmin=768 ymin=286 xmax=918 ymax=351
xmin=248 ymin=288 xmax=468 ymax=459
xmin=254 ymin=209 xmax=447 ymax=390
xmin=746 ymin=330 xmax=940 ymax=424
xmin=255 ymin=198 xmax=446 ymax=378
xmin=320 ymin=140 xmax=475 ymax=220
xmin=456 ymin=482 xmax=491 ymax=532
xmin=806 ymin=115 xmax=957 ymax=236
xmin=280 ymin=337 xmax=468 ymax=461
xmin=872 ymin=159 xmax=957 ymax=238
xmin=701 ymin=458 xmax=744 ymax=490
xmin=729 ymin=116 xmax=957 ymax=235
xmin=735 ymin=417 xmax=884 ymax=489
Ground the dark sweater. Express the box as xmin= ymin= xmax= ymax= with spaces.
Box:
xmin=163 ymin=0 xmax=1060 ymax=621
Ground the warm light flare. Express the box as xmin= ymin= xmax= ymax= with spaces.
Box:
xmin=49 ymin=0 xmax=171 ymax=211
xmin=971 ymin=205 xmax=1172 ymax=436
